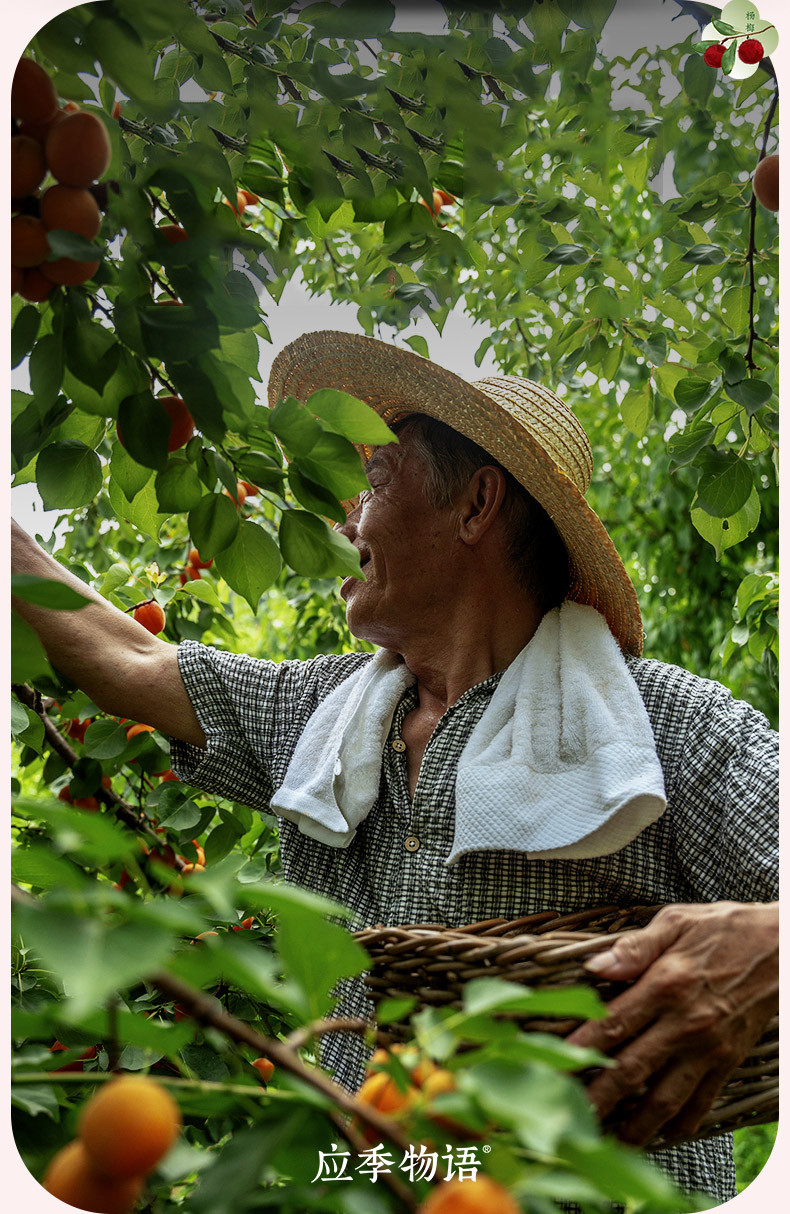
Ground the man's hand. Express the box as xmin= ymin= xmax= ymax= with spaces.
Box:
xmin=566 ymin=901 xmax=778 ymax=1146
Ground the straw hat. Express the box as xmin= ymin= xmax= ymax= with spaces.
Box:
xmin=268 ymin=330 xmax=643 ymax=655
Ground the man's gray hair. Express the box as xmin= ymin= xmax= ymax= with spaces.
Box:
xmin=394 ymin=414 xmax=570 ymax=611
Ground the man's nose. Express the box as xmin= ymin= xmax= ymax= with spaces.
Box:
xmin=333 ymin=500 xmax=360 ymax=537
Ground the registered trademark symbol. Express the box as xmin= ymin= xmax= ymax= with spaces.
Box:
xmin=482 ymin=1145 xmax=491 ymax=1153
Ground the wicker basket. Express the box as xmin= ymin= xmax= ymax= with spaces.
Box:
xmin=353 ymin=905 xmax=778 ymax=1151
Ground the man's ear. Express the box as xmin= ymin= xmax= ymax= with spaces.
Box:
xmin=455 ymin=466 xmax=508 ymax=546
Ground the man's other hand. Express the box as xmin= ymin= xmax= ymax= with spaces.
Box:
xmin=565 ymin=900 xmax=778 ymax=1146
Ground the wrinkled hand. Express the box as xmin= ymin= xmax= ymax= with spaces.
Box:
xmin=566 ymin=901 xmax=778 ymax=1146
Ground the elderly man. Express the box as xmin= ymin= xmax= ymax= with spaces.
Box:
xmin=12 ymin=331 xmax=778 ymax=1208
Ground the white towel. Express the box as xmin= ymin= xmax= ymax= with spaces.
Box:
xmin=271 ymin=602 xmax=666 ymax=859
xmin=271 ymin=648 xmax=415 ymax=846
xmin=449 ymin=601 xmax=666 ymax=863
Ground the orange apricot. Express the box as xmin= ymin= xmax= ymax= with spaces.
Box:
xmin=754 ymin=154 xmax=779 ymax=212
xmin=418 ymin=1174 xmax=522 ymax=1214
xmin=132 ymin=601 xmax=166 ymax=634
xmin=40 ymin=256 xmax=100 ymax=285
xmin=11 ymin=215 xmax=50 ymax=267
xmin=40 ymin=184 xmax=102 ymax=240
xmin=19 ymin=266 xmax=55 ymax=302
xmin=160 ymin=395 xmax=195 ymax=451
xmin=179 ymin=563 xmax=201 ymax=585
xmin=45 ymin=110 xmax=112 ymax=187
xmin=188 ymin=547 xmax=213 ymax=569
xmin=159 ymin=224 xmax=188 ymax=243
xmin=42 ymin=1140 xmax=144 ymax=1214
xmin=252 ymin=1057 xmax=275 ymax=1081
xmin=79 ymin=1074 xmax=181 ymax=1179
xmin=12 ymin=57 xmax=58 ymax=126
xmin=126 ymin=722 xmax=155 ymax=739
xmin=11 ymin=134 xmax=46 ymax=197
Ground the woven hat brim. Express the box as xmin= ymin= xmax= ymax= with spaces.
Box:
xmin=268 ymin=330 xmax=643 ymax=656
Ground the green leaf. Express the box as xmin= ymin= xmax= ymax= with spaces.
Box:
xmin=36 ymin=441 xmax=103 ymax=509
xmin=139 ymin=305 xmax=220 ymax=362
xmin=468 ymin=1059 xmax=598 ymax=1155
xmin=684 ymin=51 xmax=714 ymax=105
xmin=214 ymin=521 xmax=283 ymax=612
xmin=187 ymin=494 xmax=241 ymax=560
xmin=288 ymin=467 xmax=346 ymax=525
xmin=108 ymin=475 xmax=171 ymax=539
xmin=14 ymin=902 xmax=175 ymax=1020
xmin=404 ymin=335 xmax=430 ymax=358
xmin=10 ymin=576 xmax=90 ymax=611
xmin=673 ymin=376 xmax=720 ymax=413
xmin=63 ymin=316 xmax=120 ymax=395
xmin=305 ymin=0 xmax=396 ymax=37
xmin=269 ymin=397 xmax=325 ymax=458
xmin=11 ymin=613 xmax=55 ymax=686
xmin=46 ymin=230 xmax=104 ymax=261
xmin=619 ymin=382 xmax=652 ymax=438
xmin=306 ymin=388 xmax=398 ymax=446
xmin=620 ymin=143 xmax=651 ymax=192
xmin=462 ymin=977 xmax=606 ymax=1021
xmin=695 ymin=450 xmax=754 ymax=518
xmin=721 ymin=42 xmax=737 ymax=73
xmin=298 ymin=432 xmax=371 ymax=500
xmin=724 ymin=378 xmax=773 ymax=414
xmin=544 ymin=243 xmax=590 ymax=265
xmin=117 ymin=392 xmax=171 ymax=472
xmin=151 ymin=787 xmax=202 ymax=832
xmin=109 ymin=442 xmax=153 ymax=502
xmin=11 ymin=1085 xmax=61 ymax=1119
xmin=83 ymin=720 xmax=130 ymax=760
xmin=11 ymin=305 xmax=41 ymax=369
xmin=279 ymin=511 xmax=364 ymax=578
xmin=29 ymin=333 xmax=65 ymax=410
xmin=12 ymin=846 xmax=86 ymax=892
xmin=632 ymin=330 xmax=666 ymax=364
xmin=275 ymin=902 xmax=369 ymax=1020
xmin=666 ymin=423 xmax=716 ymax=466
xmin=718 ymin=348 xmax=748 ymax=384
xmin=681 ymin=243 xmax=727 ymax=264
xmin=155 ymin=460 xmax=205 ymax=513
xmin=85 ymin=14 xmax=159 ymax=107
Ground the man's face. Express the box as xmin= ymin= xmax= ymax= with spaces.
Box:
xmin=337 ymin=433 xmax=457 ymax=650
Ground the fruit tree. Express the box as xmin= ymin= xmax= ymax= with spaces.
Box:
xmin=11 ymin=1 xmax=778 ymax=1211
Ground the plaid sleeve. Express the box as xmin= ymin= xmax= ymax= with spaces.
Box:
xmin=168 ymin=640 xmax=369 ymax=810
xmin=671 ymin=675 xmax=778 ymax=902
xmin=630 ymin=658 xmax=778 ymax=903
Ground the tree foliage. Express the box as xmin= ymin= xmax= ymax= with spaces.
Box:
xmin=11 ymin=1 xmax=778 ymax=1209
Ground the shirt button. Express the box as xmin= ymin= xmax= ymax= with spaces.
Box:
xmin=404 ymin=834 xmax=420 ymax=853
xmin=391 ymin=738 xmax=406 ymax=753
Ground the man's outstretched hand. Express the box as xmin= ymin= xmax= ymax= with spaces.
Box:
xmin=566 ymin=900 xmax=778 ymax=1146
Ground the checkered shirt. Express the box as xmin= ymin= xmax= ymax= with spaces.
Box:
xmin=170 ymin=641 xmax=778 ymax=1206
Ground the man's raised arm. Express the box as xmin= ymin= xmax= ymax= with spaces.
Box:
xmin=12 ymin=520 xmax=206 ymax=749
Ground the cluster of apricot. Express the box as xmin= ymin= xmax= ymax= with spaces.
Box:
xmin=42 ymin=1074 xmax=181 ymax=1214
xmin=356 ymin=1043 xmax=469 ymax=1143
xmin=358 ymin=1046 xmax=520 ymax=1213
xmin=11 ymin=56 xmax=112 ymax=302
xmin=420 ymin=186 xmax=456 ymax=217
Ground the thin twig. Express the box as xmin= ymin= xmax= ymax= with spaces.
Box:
xmin=285 ymin=1016 xmax=372 ymax=1051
